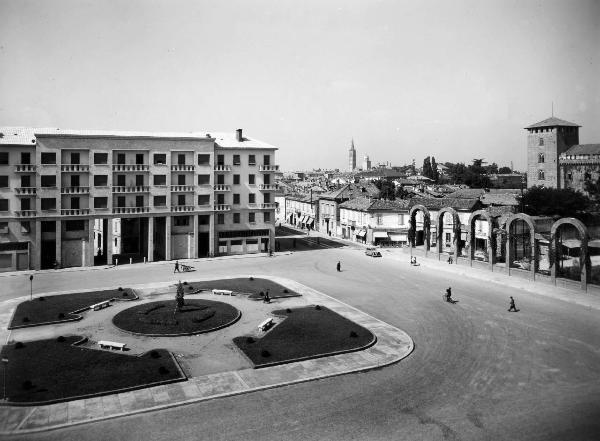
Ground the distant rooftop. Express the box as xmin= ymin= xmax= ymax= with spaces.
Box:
xmin=561 ymin=144 xmax=600 ymax=156
xmin=525 ymin=116 xmax=580 ymax=129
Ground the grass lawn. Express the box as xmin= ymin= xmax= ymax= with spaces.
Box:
xmin=187 ymin=278 xmax=301 ymax=300
xmin=233 ymin=306 xmax=375 ymax=367
xmin=0 ymin=336 xmax=184 ymax=404
xmin=9 ymin=288 xmax=137 ymax=329
xmin=112 ymin=299 xmax=240 ymax=335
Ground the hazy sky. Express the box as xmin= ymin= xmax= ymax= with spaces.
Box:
xmin=1 ymin=0 xmax=599 ymax=171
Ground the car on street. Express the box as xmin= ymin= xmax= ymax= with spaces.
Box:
xmin=365 ymin=247 xmax=382 ymax=257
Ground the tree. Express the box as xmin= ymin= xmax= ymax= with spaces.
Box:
xmin=175 ymin=280 xmax=185 ymax=311
xmin=395 ymin=185 xmax=410 ymax=199
xmin=498 ymin=166 xmax=512 ymax=174
xmin=431 ymin=156 xmax=440 ymax=182
xmin=373 ymin=179 xmax=395 ymax=200
xmin=422 ymin=157 xmax=433 ymax=180
xmin=518 ymin=186 xmax=591 ymax=217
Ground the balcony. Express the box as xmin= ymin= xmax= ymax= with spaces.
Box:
xmin=259 ymin=203 xmax=277 ymax=209
xmin=214 ymin=204 xmax=231 ymax=211
xmin=213 ymin=184 xmax=231 ymax=192
xmin=258 ymin=184 xmax=279 ymax=191
xmin=170 ymin=185 xmax=195 ymax=192
xmin=214 ymin=165 xmax=231 ymax=172
xmin=259 ymin=165 xmax=279 ymax=172
xmin=15 ymin=187 xmax=37 ymax=195
xmin=92 ymin=207 xmax=110 ymax=213
xmin=112 ymin=186 xmax=150 ymax=193
xmin=61 ymin=164 xmax=90 ymax=172
xmin=60 ymin=208 xmax=90 ymax=216
xmin=15 ymin=210 xmax=37 ymax=217
xmin=171 ymin=164 xmax=195 ymax=172
xmin=14 ymin=164 xmax=36 ymax=173
xmin=171 ymin=205 xmax=195 ymax=212
xmin=61 ymin=186 xmax=90 ymax=194
xmin=112 ymin=164 xmax=149 ymax=172
xmin=112 ymin=206 xmax=150 ymax=214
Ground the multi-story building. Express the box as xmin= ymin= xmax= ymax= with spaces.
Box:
xmin=0 ymin=127 xmax=278 ymax=271
xmin=284 ymin=195 xmax=317 ymax=229
xmin=318 ymin=183 xmax=379 ymax=237
xmin=559 ymin=144 xmax=600 ymax=196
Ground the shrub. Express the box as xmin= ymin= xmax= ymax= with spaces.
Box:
xmin=15 ymin=341 xmax=24 ymax=349
xmin=57 ymin=336 xmax=66 ymax=342
xmin=22 ymin=317 xmax=29 ymax=323
xmin=261 ymin=350 xmax=271 ymax=358
xmin=188 ymin=286 xmax=194 ymax=291
xmin=122 ymin=291 xmax=128 ymax=297
xmin=283 ymin=289 xmax=289 ymax=294
xmin=58 ymin=313 xmax=65 ymax=319
xmin=246 ymin=337 xmax=255 ymax=344
xmin=118 ymin=287 xmax=123 ymax=291
xmin=349 ymin=331 xmax=358 ymax=338
xmin=38 ymin=296 xmax=45 ymax=301
xmin=315 ymin=305 xmax=321 ymax=310
xmin=158 ymin=366 xmax=169 ymax=375
xmin=259 ymin=291 xmax=264 ymax=297
xmin=22 ymin=380 xmax=33 ymax=390
xmin=249 ymin=277 xmax=254 ymax=281
xmin=183 ymin=281 xmax=188 ymax=285
xmin=150 ymin=350 xmax=161 ymax=359
xmin=286 ymin=308 xmax=292 ymax=313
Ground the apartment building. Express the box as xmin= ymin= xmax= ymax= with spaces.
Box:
xmin=0 ymin=127 xmax=278 ymax=271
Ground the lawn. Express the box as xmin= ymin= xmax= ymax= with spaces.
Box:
xmin=112 ymin=299 xmax=241 ymax=335
xmin=233 ymin=306 xmax=376 ymax=367
xmin=8 ymin=288 xmax=137 ymax=329
xmin=0 ymin=336 xmax=185 ymax=404
xmin=187 ymin=278 xmax=302 ymax=300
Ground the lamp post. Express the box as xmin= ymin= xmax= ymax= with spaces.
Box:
xmin=29 ymin=274 xmax=33 ymax=301
xmin=1 ymin=357 xmax=7 ymax=401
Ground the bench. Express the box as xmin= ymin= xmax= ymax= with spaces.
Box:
xmin=212 ymin=289 xmax=233 ymax=296
xmin=258 ymin=318 xmax=273 ymax=332
xmin=90 ymin=300 xmax=110 ymax=311
xmin=98 ymin=340 xmax=126 ymax=351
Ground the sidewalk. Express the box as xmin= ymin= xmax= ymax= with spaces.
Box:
xmin=0 ymin=276 xmax=413 ymax=435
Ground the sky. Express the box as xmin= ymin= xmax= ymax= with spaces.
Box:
xmin=1 ymin=0 xmax=599 ymax=171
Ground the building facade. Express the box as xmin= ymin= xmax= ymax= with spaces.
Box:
xmin=559 ymin=144 xmax=600 ymax=196
xmin=0 ymin=127 xmax=277 ymax=271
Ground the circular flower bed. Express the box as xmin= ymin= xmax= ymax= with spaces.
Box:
xmin=112 ymin=299 xmax=240 ymax=336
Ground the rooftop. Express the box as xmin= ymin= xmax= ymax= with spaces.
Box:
xmin=525 ymin=116 xmax=580 ymax=130
xmin=561 ymin=144 xmax=600 ymax=156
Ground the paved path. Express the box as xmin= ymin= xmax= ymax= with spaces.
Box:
xmin=0 ymin=276 xmax=413 ymax=435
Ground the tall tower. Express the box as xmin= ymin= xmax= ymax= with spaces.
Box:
xmin=363 ymin=154 xmax=371 ymax=171
xmin=348 ymin=139 xmax=356 ymax=171
xmin=525 ymin=116 xmax=579 ymax=189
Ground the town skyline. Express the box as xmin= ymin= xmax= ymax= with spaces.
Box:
xmin=1 ymin=0 xmax=599 ymax=171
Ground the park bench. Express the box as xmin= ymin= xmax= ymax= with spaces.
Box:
xmin=98 ymin=340 xmax=126 ymax=351
xmin=212 ymin=289 xmax=233 ymax=296
xmin=90 ymin=300 xmax=110 ymax=311
xmin=258 ymin=318 xmax=273 ymax=332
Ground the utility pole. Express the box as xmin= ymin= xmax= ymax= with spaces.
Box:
xmin=29 ymin=275 xmax=33 ymax=301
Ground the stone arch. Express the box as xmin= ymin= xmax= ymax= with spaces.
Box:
xmin=468 ymin=210 xmax=495 ymax=267
xmin=505 ymin=213 xmax=537 ymax=279
xmin=550 ymin=217 xmax=590 ymax=290
xmin=409 ymin=205 xmax=431 ymax=253
xmin=437 ymin=207 xmax=461 ymax=257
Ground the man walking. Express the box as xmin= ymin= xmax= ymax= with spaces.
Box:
xmin=336 ymin=261 xmax=341 ymax=272
xmin=174 ymin=260 xmax=180 ymax=273
xmin=508 ymin=296 xmax=518 ymax=312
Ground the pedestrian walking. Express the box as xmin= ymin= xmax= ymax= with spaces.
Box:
xmin=336 ymin=261 xmax=341 ymax=272
xmin=174 ymin=260 xmax=180 ymax=273
xmin=508 ymin=296 xmax=518 ymax=312
xmin=446 ymin=287 xmax=452 ymax=302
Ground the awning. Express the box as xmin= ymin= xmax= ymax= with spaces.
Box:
xmin=589 ymin=239 xmax=600 ymax=248
xmin=299 ymin=215 xmax=307 ymax=224
xmin=373 ymin=231 xmax=388 ymax=239
xmin=559 ymin=239 xmax=582 ymax=249
xmin=307 ymin=217 xmax=315 ymax=226
xmin=388 ymin=233 xmax=407 ymax=242
xmin=356 ymin=230 xmax=367 ymax=238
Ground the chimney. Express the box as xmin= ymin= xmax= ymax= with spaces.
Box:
xmin=236 ymin=128 xmax=243 ymax=142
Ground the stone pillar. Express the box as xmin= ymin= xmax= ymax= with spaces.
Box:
xmin=106 ymin=219 xmax=113 ymax=265
xmin=165 ymin=215 xmax=172 ymax=260
xmin=147 ymin=216 xmax=154 ymax=262
xmin=192 ymin=214 xmax=199 ymax=258
xmin=55 ymin=220 xmax=62 ymax=267
xmin=506 ymin=232 xmax=512 ymax=276
xmin=87 ymin=219 xmax=94 ymax=267
xmin=34 ymin=220 xmax=42 ymax=270
xmin=209 ymin=214 xmax=215 ymax=257
xmin=530 ymin=235 xmax=537 ymax=281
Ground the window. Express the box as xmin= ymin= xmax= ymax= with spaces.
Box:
xmin=21 ymin=152 xmax=31 ymax=164
xmin=538 ymin=170 xmax=545 ymax=180
xmin=445 ymin=232 xmax=451 ymax=243
xmin=233 ymin=174 xmax=240 ymax=185
xmin=136 ymin=154 xmax=144 ymax=165
xmin=21 ymin=175 xmax=30 ymax=187
xmin=0 ymin=176 xmax=8 ymax=188
xmin=117 ymin=175 xmax=126 ymax=186
xmin=117 ymin=196 xmax=125 ymax=207
xmin=41 ymin=175 xmax=56 ymax=187
xmin=217 ymin=155 xmax=225 ymax=166
xmin=136 ymin=196 xmax=144 ymax=207
xmin=233 ymin=213 xmax=240 ymax=223
xmin=264 ymin=174 xmax=271 ymax=185
xmin=71 ymin=197 xmax=80 ymax=209
xmin=263 ymin=155 xmax=271 ymax=166
xmin=567 ymin=172 xmax=573 ymax=181
xmin=41 ymin=198 xmax=56 ymax=210
xmin=248 ymin=155 xmax=256 ymax=165
xmin=117 ymin=154 xmax=126 ymax=164
xmin=70 ymin=152 xmax=80 ymax=164
xmin=233 ymin=194 xmax=240 ymax=204
xmin=376 ymin=214 xmax=383 ymax=225
xmin=178 ymin=154 xmax=185 ymax=165
xmin=94 ymin=153 xmax=108 ymax=164
xmin=0 ymin=199 xmax=8 ymax=211
xmin=0 ymin=222 xmax=8 ymax=233
xmin=21 ymin=221 xmax=30 ymax=234
xmin=263 ymin=193 xmax=271 ymax=203
xmin=177 ymin=195 xmax=186 ymax=206
xmin=198 ymin=154 xmax=210 ymax=165
xmin=217 ymin=194 xmax=225 ymax=205
xmin=136 ymin=175 xmax=144 ymax=186
xmin=94 ymin=197 xmax=108 ymax=209
xmin=0 ymin=152 xmax=8 ymax=165
xmin=264 ymin=212 xmax=271 ymax=223
xmin=41 ymin=221 xmax=55 ymax=233
xmin=65 ymin=220 xmax=85 ymax=231
xmin=198 ymin=215 xmax=209 ymax=225
xmin=217 ymin=174 xmax=225 ymax=185
xmin=154 ymin=154 xmax=166 ymax=165
xmin=70 ymin=175 xmax=80 ymax=187
xmin=174 ymin=216 xmax=190 ymax=226
xmin=94 ymin=175 xmax=108 ymax=186
xmin=233 ymin=154 xmax=240 ymax=165
xmin=249 ymin=193 xmax=255 ymax=204
xmin=198 ymin=195 xmax=210 ymax=205
xmin=539 ymin=138 xmax=544 ymax=146
xmin=249 ymin=174 xmax=255 ymax=185
xmin=217 ymin=214 xmax=225 ymax=225
xmin=154 ymin=196 xmax=166 ymax=207
xmin=398 ymin=214 xmax=404 ymax=225
xmin=248 ymin=212 xmax=255 ymax=223
xmin=20 ymin=198 xmax=31 ymax=210
xmin=198 ymin=175 xmax=210 ymax=185
xmin=41 ymin=152 xmax=56 ymax=164
xmin=538 ymin=153 xmax=545 ymax=163
xmin=178 ymin=175 xmax=186 ymax=185
xmin=154 ymin=175 xmax=166 ymax=185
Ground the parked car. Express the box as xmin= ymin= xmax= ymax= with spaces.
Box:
xmin=365 ymin=247 xmax=382 ymax=257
